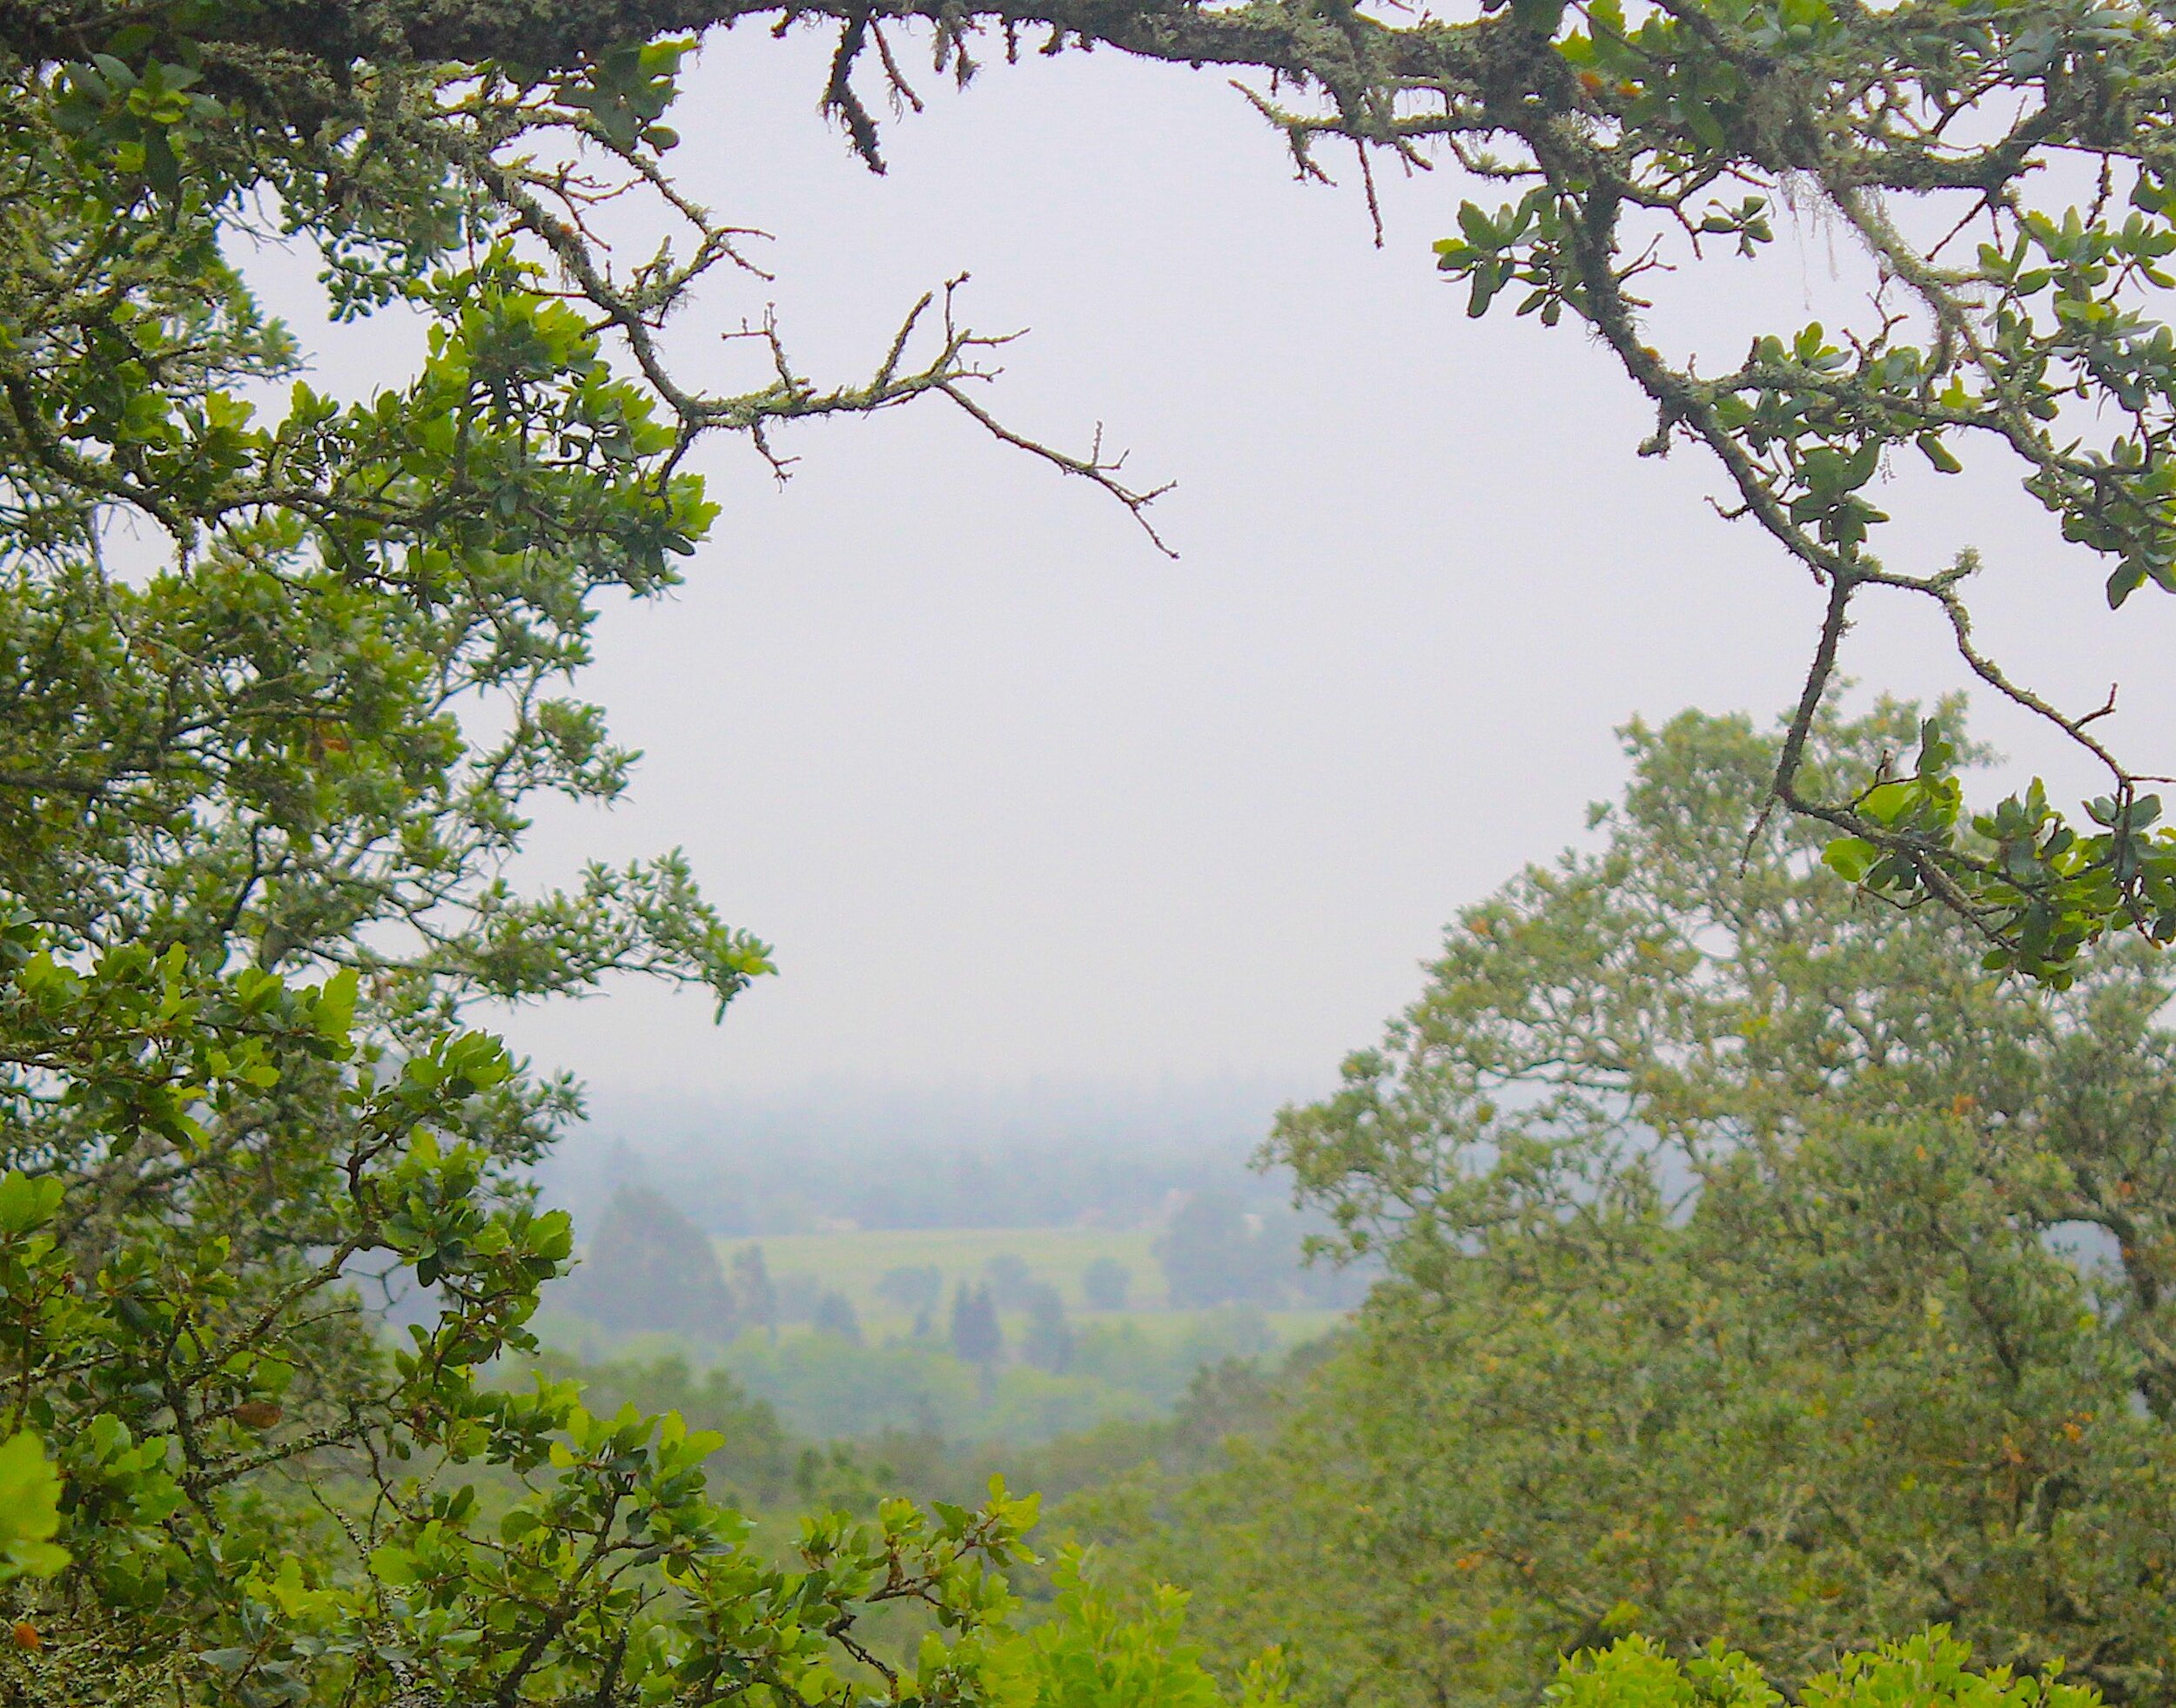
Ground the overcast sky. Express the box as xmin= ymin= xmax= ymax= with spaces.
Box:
xmin=266 ymin=27 xmax=2176 ymax=1118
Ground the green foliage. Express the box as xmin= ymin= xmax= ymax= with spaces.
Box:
xmin=714 ymin=1328 xmax=1087 ymax=1444
xmin=0 ymin=9 xmax=1192 ymax=1703
xmin=1813 ymin=713 xmax=2176 ymax=985
xmin=23 ymin=0 xmax=2176 ymax=1697
xmin=816 ymin=1291 xmax=867 ymax=1345
xmin=996 ymin=1550 xmax=1287 ymax=1708
xmin=0 ymin=935 xmax=1053 ymax=1703
xmin=1543 ymin=1635 xmax=1783 ymax=1708
xmin=514 ymin=1352 xmax=801 ymax=1508
xmin=987 ymin=1256 xmax=1037 ymax=1310
xmin=1549 ymin=1631 xmax=2098 ymax=1708
xmin=529 ymin=1306 xmax=1309 ymax=1452
xmin=576 ymin=0 xmax=2176 ymax=978
xmin=1403 ymin=0 xmax=2176 ymax=978
xmin=1154 ymin=1194 xmax=1295 ymax=1309
xmin=0 ymin=1433 xmax=68 ymax=1583
xmin=15 ymin=0 xmax=2176 ymax=985
xmin=1064 ymin=703 xmax=2176 ymax=1706
xmin=733 ymin=1244 xmax=782 ymax=1337
xmin=882 ymin=1265 xmax=949 ymax=1321
xmin=1022 ymin=1287 xmax=1075 ymax=1375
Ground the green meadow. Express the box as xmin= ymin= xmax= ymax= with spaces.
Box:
xmin=716 ymin=1224 xmax=1163 ymax=1315
xmin=522 ymin=1223 xmax=1346 ymax=1443
xmin=714 ymin=1224 xmax=1342 ymax=1344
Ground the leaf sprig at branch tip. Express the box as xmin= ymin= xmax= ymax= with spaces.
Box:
xmin=784 ymin=0 xmax=2176 ymax=979
xmin=24 ymin=0 xmax=2176 ymax=979
xmin=1402 ymin=0 xmax=2176 ymax=979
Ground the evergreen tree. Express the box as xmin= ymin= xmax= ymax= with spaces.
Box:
xmin=950 ymin=1281 xmax=1004 ymax=1367
xmin=562 ymin=1186 xmax=737 ymax=1343
xmin=731 ymin=1243 xmax=780 ymax=1341
xmin=0 ymin=6 xmax=1239 ymax=1701
xmin=1078 ymin=704 xmax=2176 ymax=1705
xmin=1022 ymin=1283 xmax=1075 ymax=1375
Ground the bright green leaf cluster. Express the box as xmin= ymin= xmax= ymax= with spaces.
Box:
xmin=0 ymin=1433 xmax=69 ymax=1584
xmin=1552 ymin=1631 xmax=2099 ymax=1708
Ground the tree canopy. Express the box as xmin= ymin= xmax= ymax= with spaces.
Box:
xmin=1066 ymin=702 xmax=2176 ymax=1705
xmin=0 ymin=5 xmax=1207 ymax=1703
xmin=11 ymin=0 xmax=2176 ymax=1699
xmin=20 ymin=0 xmax=2176 ymax=978
xmin=560 ymin=1187 xmax=742 ymax=1343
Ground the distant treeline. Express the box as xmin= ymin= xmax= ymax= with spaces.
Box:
xmin=536 ymin=1079 xmax=1311 ymax=1234
xmin=547 ymin=1185 xmax=1368 ymax=1364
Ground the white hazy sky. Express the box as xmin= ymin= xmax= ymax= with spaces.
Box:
xmin=264 ymin=25 xmax=2176 ymax=1111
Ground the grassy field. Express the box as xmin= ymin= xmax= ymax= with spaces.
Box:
xmin=717 ymin=1226 xmax=1166 ymax=1314
xmin=534 ymin=1225 xmax=1348 ymax=1441
xmin=710 ymin=1225 xmax=1346 ymax=1348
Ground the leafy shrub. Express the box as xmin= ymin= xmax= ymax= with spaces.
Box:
xmin=1549 ymin=1631 xmax=2097 ymax=1708
xmin=1001 ymin=1550 xmax=1287 ymax=1708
